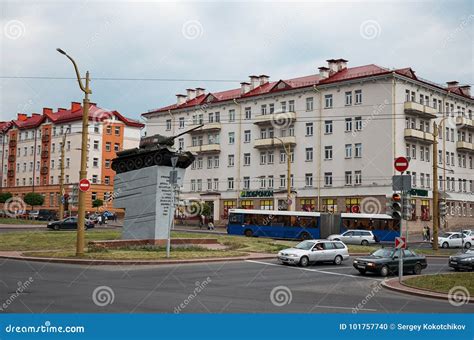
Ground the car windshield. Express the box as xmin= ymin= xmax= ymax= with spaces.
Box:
xmin=371 ymin=248 xmax=393 ymax=258
xmin=294 ymin=241 xmax=315 ymax=250
xmin=440 ymin=233 xmax=453 ymax=238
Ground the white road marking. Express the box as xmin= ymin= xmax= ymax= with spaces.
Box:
xmin=245 ymin=260 xmax=383 ymax=281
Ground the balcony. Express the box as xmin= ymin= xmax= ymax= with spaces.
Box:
xmin=40 ymin=166 xmax=49 ymax=175
xmin=189 ymin=122 xmax=222 ymax=133
xmin=254 ymin=111 xmax=297 ymax=126
xmin=188 ymin=143 xmax=221 ymax=153
xmin=9 ymin=140 xmax=16 ymax=147
xmin=404 ymin=101 xmax=437 ymax=119
xmin=8 ymin=155 xmax=15 ymax=162
xmin=404 ymin=128 xmax=434 ymax=144
xmin=7 ymin=170 xmax=14 ymax=178
xmin=456 ymin=141 xmax=474 ymax=152
xmin=456 ymin=116 xmax=474 ymax=130
xmin=41 ymin=150 xmax=49 ymax=159
xmin=254 ymin=136 xmax=297 ymax=149
xmin=42 ymin=134 xmax=50 ymax=142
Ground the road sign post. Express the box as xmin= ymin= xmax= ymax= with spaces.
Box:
xmin=395 ymin=236 xmax=406 ymax=283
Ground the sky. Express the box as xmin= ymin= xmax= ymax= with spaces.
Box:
xmin=0 ymin=0 xmax=472 ymax=124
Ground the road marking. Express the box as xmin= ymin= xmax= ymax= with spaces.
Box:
xmin=245 ymin=260 xmax=383 ymax=281
xmin=311 ymin=304 xmax=377 ymax=312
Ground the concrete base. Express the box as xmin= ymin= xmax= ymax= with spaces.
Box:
xmin=113 ymin=165 xmax=185 ymax=240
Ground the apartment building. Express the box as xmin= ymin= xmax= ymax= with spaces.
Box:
xmin=143 ymin=58 xmax=473 ymax=231
xmin=0 ymin=102 xmax=143 ymax=213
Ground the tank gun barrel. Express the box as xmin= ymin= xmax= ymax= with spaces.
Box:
xmin=168 ymin=124 xmax=204 ymax=141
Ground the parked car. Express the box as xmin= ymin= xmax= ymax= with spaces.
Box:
xmin=277 ymin=239 xmax=349 ymax=267
xmin=327 ymin=229 xmax=378 ymax=246
xmin=353 ymin=248 xmax=427 ymax=277
xmin=28 ymin=210 xmax=39 ymax=220
xmin=461 ymin=230 xmax=473 ymax=249
xmin=37 ymin=209 xmax=57 ymax=221
xmin=449 ymin=249 xmax=474 ymax=271
xmin=436 ymin=232 xmax=470 ymax=249
xmin=47 ymin=217 xmax=95 ymax=231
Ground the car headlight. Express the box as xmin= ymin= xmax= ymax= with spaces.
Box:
xmin=367 ymin=262 xmax=376 ymax=267
xmin=353 ymin=260 xmax=358 ymax=264
xmin=461 ymin=257 xmax=474 ymax=262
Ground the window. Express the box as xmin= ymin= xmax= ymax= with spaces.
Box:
xmin=105 ymin=142 xmax=111 ymax=152
xmin=114 ymin=143 xmax=120 ymax=152
xmin=229 ymin=109 xmax=235 ymax=122
xmin=306 ymin=97 xmax=314 ymax=111
xmin=93 ymin=158 xmax=99 ymax=167
xmin=305 ymin=173 xmax=313 ymax=187
xmin=228 ymin=154 xmax=234 ymax=167
xmin=93 ymin=140 xmax=99 ymax=150
xmin=166 ymin=119 xmax=171 ymax=131
xmin=208 ymin=112 xmax=214 ymax=123
xmin=345 ymin=91 xmax=352 ymax=105
xmin=325 ymin=120 xmax=333 ymax=134
xmin=213 ymin=156 xmax=219 ymax=168
xmin=355 ymin=170 xmax=362 ymax=185
xmin=92 ymin=175 xmax=98 ymax=184
xmin=288 ymin=100 xmax=295 ymax=112
xmin=207 ymin=178 xmax=212 ymax=191
xmin=280 ymin=150 xmax=286 ymax=163
xmin=66 ymin=158 xmax=70 ymax=168
xmin=260 ymin=152 xmax=267 ymax=165
xmin=345 ymin=171 xmax=352 ymax=186
xmin=281 ymin=101 xmax=287 ymax=113
xmin=324 ymin=94 xmax=333 ymax=108
xmin=354 ymin=143 xmax=362 ymax=158
xmin=324 ymin=146 xmax=333 ymax=160
xmin=67 ymin=141 xmax=71 ymax=151
xmin=324 ymin=172 xmax=333 ymax=187
xmin=178 ymin=138 xmax=184 ymax=150
xmin=279 ymin=175 xmax=286 ymax=188
xmin=114 ymin=126 xmax=121 ymax=135
xmin=420 ymin=146 xmax=425 ymax=161
xmin=179 ymin=117 xmax=185 ymax=129
xmin=197 ymin=157 xmax=203 ymax=169
xmin=245 ymin=107 xmax=251 ymax=120
xmin=322 ymin=198 xmax=336 ymax=213
xmin=269 ymin=103 xmax=275 ymax=114
xmin=268 ymin=151 xmax=274 ymax=164
xmin=191 ymin=179 xmax=196 ymax=191
xmin=51 ymin=160 xmax=55 ymax=169
xmin=345 ymin=118 xmax=352 ymax=132
xmin=228 ymin=132 xmax=235 ymax=144
xmin=227 ymin=177 xmax=234 ymax=190
xmin=244 ymin=130 xmax=251 ymax=143
xmin=268 ymin=175 xmax=274 ymax=188
xmin=243 ymin=176 xmax=250 ymax=189
xmin=244 ymin=153 xmax=251 ymax=166
xmin=241 ymin=200 xmax=253 ymax=209
xmin=305 ymin=148 xmax=313 ymax=161
xmin=213 ymin=178 xmax=219 ymax=191
xmin=94 ymin=124 xmax=100 ymax=133
xmin=105 ymin=159 xmax=111 ymax=168
xmin=412 ymin=172 xmax=417 ymax=187
xmin=306 ymin=123 xmax=313 ymax=136
xmin=421 ymin=199 xmax=430 ymax=221
xmin=420 ymin=173 xmax=425 ymax=187
xmin=197 ymin=179 xmax=202 ymax=191
xmin=207 ymin=157 xmax=213 ymax=169
xmin=355 ymin=117 xmax=362 ymax=131
xmin=259 ymin=176 xmax=266 ymax=189
xmin=260 ymin=128 xmax=267 ymax=139
xmin=345 ymin=198 xmax=361 ymax=212
xmin=355 ymin=90 xmax=362 ymax=104
xmin=345 ymin=144 xmax=352 ymax=158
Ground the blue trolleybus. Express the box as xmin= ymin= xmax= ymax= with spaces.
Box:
xmin=227 ymin=209 xmax=400 ymax=242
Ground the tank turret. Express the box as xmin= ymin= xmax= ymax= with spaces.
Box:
xmin=111 ymin=124 xmax=204 ymax=174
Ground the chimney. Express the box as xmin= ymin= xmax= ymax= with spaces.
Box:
xmin=446 ymin=81 xmax=459 ymax=89
xmin=459 ymin=85 xmax=471 ymax=96
xmin=17 ymin=113 xmax=27 ymax=121
xmin=186 ymin=88 xmax=196 ymax=101
xmin=326 ymin=59 xmax=338 ymax=73
xmin=249 ymin=75 xmax=260 ymax=89
xmin=318 ymin=67 xmax=330 ymax=79
xmin=259 ymin=74 xmax=269 ymax=85
xmin=240 ymin=82 xmax=251 ymax=95
xmin=176 ymin=94 xmax=187 ymax=105
xmin=195 ymin=88 xmax=205 ymax=96
xmin=42 ymin=108 xmax=53 ymax=115
xmin=335 ymin=58 xmax=348 ymax=71
xmin=71 ymin=102 xmax=81 ymax=111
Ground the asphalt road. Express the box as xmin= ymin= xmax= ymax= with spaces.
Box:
xmin=0 ymin=257 xmax=472 ymax=314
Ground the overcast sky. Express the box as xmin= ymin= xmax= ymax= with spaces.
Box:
xmin=0 ymin=0 xmax=472 ymax=123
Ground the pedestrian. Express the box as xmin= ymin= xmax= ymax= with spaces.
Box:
xmin=208 ymin=216 xmax=215 ymax=230
xmin=199 ymin=214 xmax=204 ymax=230
xmin=426 ymin=226 xmax=431 ymax=241
xmin=422 ymin=226 xmax=427 ymax=241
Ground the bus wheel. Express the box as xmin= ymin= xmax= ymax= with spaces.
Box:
xmin=333 ymin=255 xmax=343 ymax=265
xmin=244 ymin=229 xmax=253 ymax=237
xmin=361 ymin=240 xmax=369 ymax=246
xmin=299 ymin=256 xmax=309 ymax=267
xmin=300 ymin=232 xmax=310 ymax=240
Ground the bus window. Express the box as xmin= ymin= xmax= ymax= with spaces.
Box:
xmin=229 ymin=213 xmax=242 ymax=224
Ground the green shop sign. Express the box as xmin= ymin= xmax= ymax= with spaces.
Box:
xmin=409 ymin=189 xmax=428 ymax=197
xmin=240 ymin=190 xmax=274 ymax=198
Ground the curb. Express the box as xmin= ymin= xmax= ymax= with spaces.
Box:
xmin=381 ymin=275 xmax=474 ymax=303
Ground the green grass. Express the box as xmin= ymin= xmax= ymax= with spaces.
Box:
xmin=0 ymin=217 xmax=46 ymax=225
xmin=404 ymin=273 xmax=474 ymax=295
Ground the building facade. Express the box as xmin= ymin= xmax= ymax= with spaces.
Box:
xmin=0 ymin=102 xmax=143 ymax=214
xmin=143 ymin=58 xmax=474 ymax=232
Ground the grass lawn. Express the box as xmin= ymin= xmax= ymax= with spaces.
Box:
xmin=403 ymin=273 xmax=474 ymax=295
xmin=0 ymin=217 xmax=46 ymax=225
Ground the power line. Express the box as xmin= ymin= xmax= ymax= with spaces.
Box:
xmin=0 ymin=76 xmax=242 ymax=82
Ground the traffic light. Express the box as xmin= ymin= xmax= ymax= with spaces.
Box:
xmin=391 ymin=193 xmax=402 ymax=219
xmin=402 ymin=198 xmax=412 ymax=220
xmin=439 ymin=201 xmax=447 ymax=217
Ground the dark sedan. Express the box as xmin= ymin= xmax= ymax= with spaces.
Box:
xmin=449 ymin=249 xmax=474 ymax=271
xmin=353 ymin=248 xmax=427 ymax=277
xmin=47 ymin=217 xmax=95 ymax=231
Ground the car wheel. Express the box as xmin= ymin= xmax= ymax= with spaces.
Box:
xmin=413 ymin=263 xmax=422 ymax=275
xmin=379 ymin=265 xmax=389 ymax=277
xmin=442 ymin=242 xmax=449 ymax=249
xmin=361 ymin=240 xmax=369 ymax=246
xmin=300 ymin=232 xmax=310 ymax=240
xmin=358 ymin=269 xmax=366 ymax=275
xmin=299 ymin=256 xmax=309 ymax=267
xmin=244 ymin=229 xmax=253 ymax=237
xmin=333 ymin=255 xmax=343 ymax=265
xmin=53 ymin=225 xmax=60 ymax=231
xmin=453 ymin=267 xmax=460 ymax=272
xmin=464 ymin=242 xmax=471 ymax=249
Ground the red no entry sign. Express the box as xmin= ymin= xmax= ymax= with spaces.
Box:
xmin=79 ymin=178 xmax=91 ymax=192
xmin=394 ymin=157 xmax=409 ymax=172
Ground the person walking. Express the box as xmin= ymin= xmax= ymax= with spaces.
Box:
xmin=422 ymin=226 xmax=427 ymax=241
xmin=426 ymin=226 xmax=431 ymax=241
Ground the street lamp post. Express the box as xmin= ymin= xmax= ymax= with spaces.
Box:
xmin=58 ymin=127 xmax=70 ymax=220
xmin=273 ymin=137 xmax=292 ymax=210
xmin=56 ymin=48 xmax=91 ymax=256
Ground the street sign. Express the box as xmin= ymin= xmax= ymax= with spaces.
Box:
xmin=392 ymin=175 xmax=412 ymax=191
xmin=394 ymin=157 xmax=409 ymax=172
xmin=79 ymin=178 xmax=91 ymax=192
xmin=395 ymin=236 xmax=406 ymax=249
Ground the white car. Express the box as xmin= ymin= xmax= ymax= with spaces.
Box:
xmin=327 ymin=229 xmax=378 ymax=246
xmin=437 ymin=232 xmax=470 ymax=249
xmin=277 ymin=239 xmax=349 ymax=267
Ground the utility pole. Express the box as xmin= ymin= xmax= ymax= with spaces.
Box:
xmin=432 ymin=122 xmax=439 ymax=250
xmin=58 ymin=128 xmax=70 ymax=220
xmin=57 ymin=48 xmax=91 ymax=256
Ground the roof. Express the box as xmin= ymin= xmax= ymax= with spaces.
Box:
xmin=143 ymin=63 xmax=472 ymax=116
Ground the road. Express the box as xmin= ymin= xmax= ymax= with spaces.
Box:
xmin=0 ymin=257 xmax=472 ymax=314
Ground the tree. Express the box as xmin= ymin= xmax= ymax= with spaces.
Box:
xmin=0 ymin=192 xmax=12 ymax=203
xmin=23 ymin=192 xmax=44 ymax=210
xmin=92 ymin=199 xmax=104 ymax=212
xmin=201 ymin=202 xmax=212 ymax=217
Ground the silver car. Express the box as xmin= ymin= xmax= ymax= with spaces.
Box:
xmin=277 ymin=240 xmax=349 ymax=267
xmin=327 ymin=229 xmax=378 ymax=246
